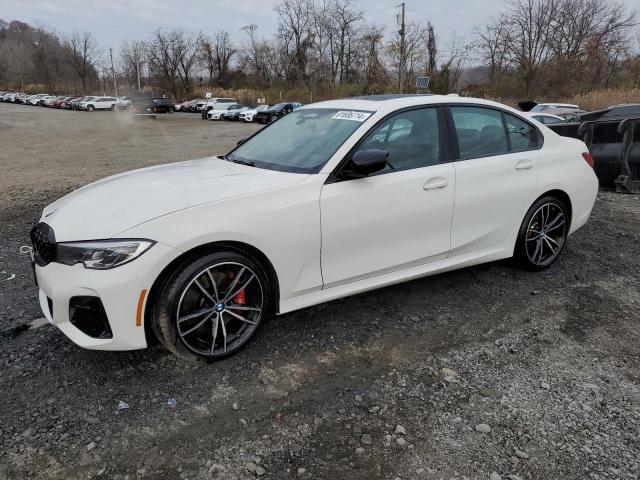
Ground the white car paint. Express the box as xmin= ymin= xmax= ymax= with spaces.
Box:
xmin=33 ymin=95 xmax=598 ymax=352
xmin=79 ymin=97 xmax=118 ymax=111
xmin=239 ymin=105 xmax=270 ymax=122
xmin=526 ymin=112 xmax=565 ymax=125
xmin=530 ymin=103 xmax=579 ymax=113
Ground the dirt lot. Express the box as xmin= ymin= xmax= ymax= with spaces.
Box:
xmin=0 ymin=102 xmax=639 ymax=480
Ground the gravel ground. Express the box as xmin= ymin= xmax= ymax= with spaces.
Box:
xmin=0 ymin=103 xmax=639 ymax=480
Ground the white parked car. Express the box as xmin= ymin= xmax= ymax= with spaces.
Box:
xmin=115 ymin=96 xmax=132 ymax=110
xmin=30 ymin=95 xmax=598 ymax=361
xmin=207 ymin=104 xmax=247 ymax=120
xmin=526 ymin=112 xmax=566 ymax=125
xmin=79 ymin=96 xmax=118 ymax=111
xmin=239 ymin=105 xmax=270 ymax=122
xmin=530 ymin=103 xmax=579 ymax=113
xmin=29 ymin=94 xmax=48 ymax=105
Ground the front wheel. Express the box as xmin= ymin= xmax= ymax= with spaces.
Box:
xmin=514 ymin=196 xmax=569 ymax=270
xmin=87 ymin=105 xmax=95 ymax=112
xmin=152 ymin=251 xmax=271 ymax=362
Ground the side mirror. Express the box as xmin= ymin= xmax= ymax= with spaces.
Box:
xmin=342 ymin=149 xmax=389 ymax=178
xmin=237 ymin=138 xmax=248 ymax=146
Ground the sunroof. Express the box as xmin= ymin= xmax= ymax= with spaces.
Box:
xmin=348 ymin=94 xmax=433 ymax=101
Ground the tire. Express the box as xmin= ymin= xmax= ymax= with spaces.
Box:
xmin=152 ymin=250 xmax=272 ymax=363
xmin=87 ymin=105 xmax=95 ymax=112
xmin=514 ymin=195 xmax=569 ymax=271
xmin=110 ymin=104 xmax=116 ymax=111
xmin=169 ymin=107 xmax=175 ymax=113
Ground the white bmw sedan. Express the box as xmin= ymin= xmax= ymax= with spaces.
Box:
xmin=30 ymin=95 xmax=598 ymax=362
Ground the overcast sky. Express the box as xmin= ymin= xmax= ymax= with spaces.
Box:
xmin=1 ymin=0 xmax=637 ymax=55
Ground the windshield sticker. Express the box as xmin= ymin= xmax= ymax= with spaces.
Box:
xmin=331 ymin=111 xmax=372 ymax=122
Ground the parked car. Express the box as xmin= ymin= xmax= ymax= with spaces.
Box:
xmin=60 ymin=96 xmax=83 ymax=109
xmin=527 ymin=112 xmax=566 ymax=125
xmin=518 ymin=101 xmax=580 ymax=113
xmin=152 ymin=97 xmax=175 ymax=113
xmin=50 ymin=96 xmax=72 ymax=108
xmin=224 ymin=106 xmax=251 ymax=121
xmin=239 ymin=105 xmax=270 ymax=122
xmin=29 ymin=94 xmax=598 ymax=361
xmin=29 ymin=94 xmax=49 ymax=105
xmin=69 ymin=96 xmax=93 ymax=110
xmin=116 ymin=96 xmax=132 ymax=110
xmin=80 ymin=97 xmax=118 ymax=111
xmin=38 ymin=96 xmax=58 ymax=107
xmin=175 ymin=99 xmax=196 ymax=112
xmin=200 ymin=97 xmax=237 ymax=118
xmin=254 ymin=102 xmax=302 ymax=124
xmin=207 ymin=104 xmax=247 ymax=120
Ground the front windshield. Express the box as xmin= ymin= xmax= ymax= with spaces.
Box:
xmin=227 ymin=108 xmax=373 ymax=173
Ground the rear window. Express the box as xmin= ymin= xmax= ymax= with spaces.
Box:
xmin=451 ymin=106 xmax=509 ymax=160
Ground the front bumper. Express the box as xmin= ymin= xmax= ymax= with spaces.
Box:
xmin=35 ymin=241 xmax=179 ymax=351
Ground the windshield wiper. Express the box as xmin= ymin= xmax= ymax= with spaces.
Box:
xmin=225 ymin=155 xmax=255 ymax=167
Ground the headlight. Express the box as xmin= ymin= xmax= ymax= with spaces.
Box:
xmin=56 ymin=240 xmax=155 ymax=269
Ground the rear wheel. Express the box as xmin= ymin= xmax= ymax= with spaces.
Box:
xmin=515 ymin=196 xmax=569 ymax=270
xmin=152 ymin=251 xmax=271 ymax=362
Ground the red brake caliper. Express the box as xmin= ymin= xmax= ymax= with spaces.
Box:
xmin=232 ymin=289 xmax=246 ymax=305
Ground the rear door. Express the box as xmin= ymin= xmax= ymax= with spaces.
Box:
xmin=448 ymin=105 xmax=541 ymax=256
xmin=320 ymin=106 xmax=455 ymax=286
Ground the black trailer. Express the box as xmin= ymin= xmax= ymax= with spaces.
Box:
xmin=547 ymin=104 xmax=640 ymax=194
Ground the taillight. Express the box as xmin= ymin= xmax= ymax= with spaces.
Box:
xmin=582 ymin=152 xmax=594 ymax=168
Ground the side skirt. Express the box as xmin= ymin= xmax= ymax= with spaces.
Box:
xmin=278 ymin=243 xmax=514 ymax=315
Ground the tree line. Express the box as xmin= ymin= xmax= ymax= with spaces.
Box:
xmin=0 ymin=0 xmax=638 ymax=102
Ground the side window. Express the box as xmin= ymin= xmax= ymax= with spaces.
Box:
xmin=357 ymin=107 xmax=441 ymax=173
xmin=505 ymin=113 xmax=541 ymax=151
xmin=451 ymin=106 xmax=508 ymax=160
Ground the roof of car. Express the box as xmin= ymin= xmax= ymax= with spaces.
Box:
xmin=302 ymin=94 xmax=523 ymax=117
xmin=348 ymin=94 xmax=433 ymax=101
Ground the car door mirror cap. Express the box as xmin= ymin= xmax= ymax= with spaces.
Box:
xmin=342 ymin=149 xmax=389 ymax=179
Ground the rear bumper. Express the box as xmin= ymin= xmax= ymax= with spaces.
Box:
xmin=35 ymin=241 xmax=180 ymax=351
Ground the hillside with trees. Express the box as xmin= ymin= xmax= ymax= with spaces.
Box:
xmin=0 ymin=0 xmax=638 ymax=107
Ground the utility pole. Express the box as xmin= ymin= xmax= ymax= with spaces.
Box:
xmin=397 ymin=3 xmax=406 ymax=93
xmin=109 ymin=47 xmax=118 ymax=96
xmin=136 ymin=56 xmax=142 ymax=92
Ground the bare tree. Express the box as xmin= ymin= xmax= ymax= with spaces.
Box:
xmin=175 ymin=32 xmax=202 ymax=96
xmin=63 ymin=31 xmax=99 ymax=91
xmin=474 ymin=18 xmax=510 ymax=81
xmin=275 ymin=0 xmax=315 ymax=83
xmin=240 ymin=24 xmax=275 ymax=83
xmin=361 ymin=24 xmax=386 ymax=92
xmin=502 ymin=0 xmax=560 ymax=97
xmin=120 ymin=40 xmax=146 ymax=91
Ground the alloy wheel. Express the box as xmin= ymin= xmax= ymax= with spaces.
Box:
xmin=525 ymin=202 xmax=566 ymax=267
xmin=175 ymin=262 xmax=264 ymax=358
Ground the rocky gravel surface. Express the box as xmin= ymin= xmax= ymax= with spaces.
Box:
xmin=0 ymin=103 xmax=639 ymax=479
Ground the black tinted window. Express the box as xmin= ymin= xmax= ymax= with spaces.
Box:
xmin=505 ymin=113 xmax=541 ymax=151
xmin=451 ymin=106 xmax=508 ymax=160
xmin=357 ymin=107 xmax=441 ymax=173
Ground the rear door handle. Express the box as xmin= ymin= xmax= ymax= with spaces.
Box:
xmin=515 ymin=159 xmax=533 ymax=170
xmin=423 ymin=177 xmax=448 ymax=191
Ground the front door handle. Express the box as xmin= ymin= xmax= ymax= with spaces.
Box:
xmin=515 ymin=159 xmax=533 ymax=170
xmin=423 ymin=177 xmax=448 ymax=191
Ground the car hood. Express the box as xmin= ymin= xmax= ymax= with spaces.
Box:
xmin=42 ymin=157 xmax=306 ymax=241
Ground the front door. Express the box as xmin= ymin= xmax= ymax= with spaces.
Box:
xmin=320 ymin=106 xmax=455 ymax=287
